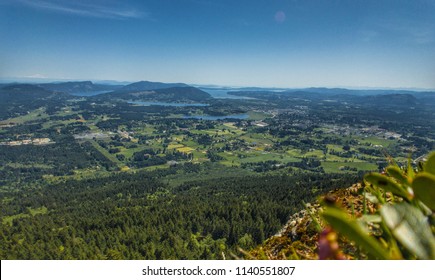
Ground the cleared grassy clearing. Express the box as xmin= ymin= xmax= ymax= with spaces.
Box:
xmin=325 ymin=154 xmax=347 ymax=161
xmin=135 ymin=125 xmax=155 ymax=135
xmin=165 ymin=163 xmax=252 ymax=187
xmin=89 ymin=140 xmax=121 ymax=165
xmin=168 ymin=144 xmax=184 ymax=149
xmin=6 ymin=163 xmax=53 ymax=169
xmin=2 ymin=206 xmax=48 ymax=226
xmin=119 ymin=146 xmax=144 ymax=158
xmin=222 ymin=122 xmax=238 ymax=129
xmin=247 ymin=111 xmax=271 ymax=120
xmin=304 ymin=149 xmax=325 ymax=158
xmin=177 ymin=147 xmax=195 ymax=153
xmin=191 ymin=150 xmax=208 ymax=162
xmin=326 ymin=144 xmax=344 ymax=152
xmin=236 ymin=151 xmax=299 ymax=164
xmin=357 ymin=136 xmax=395 ymax=147
xmin=240 ymin=134 xmax=274 ymax=145
xmin=321 ymin=161 xmax=377 ymax=173
xmin=0 ymin=108 xmax=49 ymax=125
xmin=286 ymin=149 xmax=303 ymax=157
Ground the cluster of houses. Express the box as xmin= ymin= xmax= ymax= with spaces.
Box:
xmin=0 ymin=138 xmax=52 ymax=146
xmin=325 ymin=124 xmax=402 ymax=140
xmin=360 ymin=126 xmax=402 ymax=140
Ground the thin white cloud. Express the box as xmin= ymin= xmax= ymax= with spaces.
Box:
xmin=24 ymin=74 xmax=48 ymax=79
xmin=359 ymin=15 xmax=435 ymax=45
xmin=14 ymin=0 xmax=146 ymax=19
xmin=382 ymin=18 xmax=435 ymax=45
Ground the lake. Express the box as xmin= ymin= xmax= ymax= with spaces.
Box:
xmin=69 ymin=87 xmax=252 ymax=99
xmin=199 ymin=88 xmax=253 ymax=99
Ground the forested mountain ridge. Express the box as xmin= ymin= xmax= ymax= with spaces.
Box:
xmin=39 ymin=81 xmax=121 ymax=94
xmin=0 ymin=84 xmax=68 ymax=120
xmin=97 ymin=86 xmax=212 ymax=102
xmin=0 ymin=84 xmax=57 ymax=97
xmin=116 ymin=81 xmax=189 ymax=92
xmin=228 ymin=90 xmax=427 ymax=107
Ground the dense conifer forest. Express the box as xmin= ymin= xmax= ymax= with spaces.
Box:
xmin=0 ymin=167 xmax=358 ymax=259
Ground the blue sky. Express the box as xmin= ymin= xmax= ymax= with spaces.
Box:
xmin=1 ymin=0 xmax=434 ymax=89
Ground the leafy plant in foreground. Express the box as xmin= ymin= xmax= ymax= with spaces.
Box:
xmin=321 ymin=152 xmax=435 ymax=259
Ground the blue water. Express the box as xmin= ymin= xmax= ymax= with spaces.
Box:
xmin=199 ymin=88 xmax=253 ymax=99
xmin=128 ymin=101 xmax=209 ymax=107
xmin=70 ymin=87 xmax=250 ymax=99
xmin=184 ymin=114 xmax=249 ymax=120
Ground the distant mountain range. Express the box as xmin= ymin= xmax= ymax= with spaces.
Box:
xmin=100 ymin=85 xmax=212 ymax=103
xmin=98 ymin=80 xmax=211 ymax=102
xmin=39 ymin=81 xmax=121 ymax=93
xmin=1 ymin=81 xmax=434 ymax=105
xmin=0 ymin=80 xmax=211 ymax=103
xmin=0 ymin=84 xmax=65 ymax=100
xmin=0 ymin=84 xmax=68 ymax=120
xmin=116 ymin=81 xmax=189 ymax=93
xmin=286 ymin=87 xmax=432 ymax=96
xmin=228 ymin=88 xmax=435 ymax=106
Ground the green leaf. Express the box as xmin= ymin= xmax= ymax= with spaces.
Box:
xmin=380 ymin=203 xmax=435 ymax=259
xmin=386 ymin=166 xmax=408 ymax=186
xmin=322 ymin=207 xmax=391 ymax=259
xmin=407 ymin=156 xmax=415 ymax=180
xmin=302 ymin=201 xmax=322 ymax=232
xmin=425 ymin=152 xmax=435 ymax=175
xmin=359 ymin=214 xmax=382 ymax=224
xmin=365 ymin=184 xmax=384 ymax=204
xmin=365 ymin=173 xmax=411 ymax=201
xmin=412 ymin=173 xmax=435 ymax=211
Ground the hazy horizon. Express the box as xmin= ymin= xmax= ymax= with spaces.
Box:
xmin=1 ymin=0 xmax=434 ymax=89
xmin=1 ymin=77 xmax=435 ymax=92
